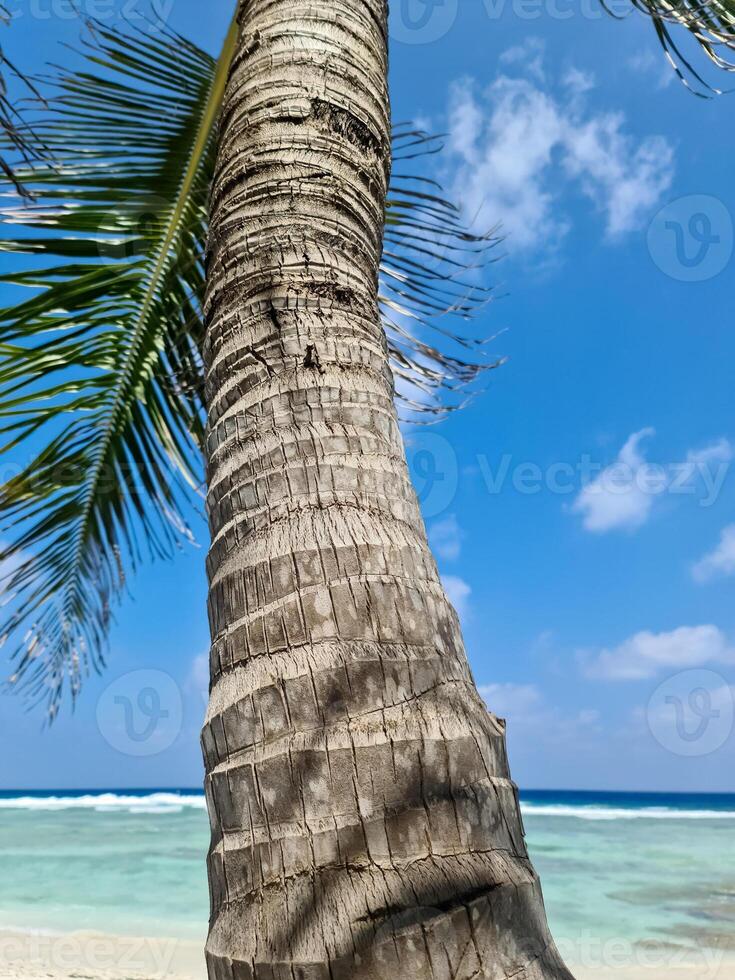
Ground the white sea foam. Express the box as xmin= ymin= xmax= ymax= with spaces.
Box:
xmin=0 ymin=792 xmax=207 ymax=812
xmin=520 ymin=803 xmax=735 ymax=821
xmin=1 ymin=793 xmax=733 ymax=821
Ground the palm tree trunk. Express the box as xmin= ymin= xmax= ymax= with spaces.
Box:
xmin=202 ymin=2 xmax=574 ymax=977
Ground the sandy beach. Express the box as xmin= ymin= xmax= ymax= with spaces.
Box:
xmin=573 ymin=954 xmax=735 ymax=980
xmin=0 ymin=928 xmax=205 ymax=980
xmin=2 ymin=792 xmax=733 ymax=980
xmin=1 ymin=928 xmax=733 ymax=980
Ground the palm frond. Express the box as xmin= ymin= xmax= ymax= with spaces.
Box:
xmin=0 ymin=16 xmax=240 ymax=713
xmin=383 ymin=125 xmax=504 ymax=419
xmin=0 ymin=17 xmax=499 ymax=714
xmin=612 ymin=0 xmax=735 ymax=94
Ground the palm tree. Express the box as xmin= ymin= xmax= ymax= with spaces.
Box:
xmin=1 ymin=2 xmax=733 ymax=977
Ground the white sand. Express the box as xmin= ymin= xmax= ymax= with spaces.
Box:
xmin=2 ymin=928 xmax=733 ymax=980
xmin=573 ymin=959 xmax=735 ymax=980
xmin=0 ymin=929 xmax=205 ymax=979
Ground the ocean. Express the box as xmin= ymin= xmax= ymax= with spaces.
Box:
xmin=1 ymin=789 xmax=734 ymax=971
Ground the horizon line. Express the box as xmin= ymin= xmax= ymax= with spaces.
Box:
xmin=2 ymin=786 xmax=734 ymax=797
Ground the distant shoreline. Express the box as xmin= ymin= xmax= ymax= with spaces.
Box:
xmin=3 ymin=786 xmax=735 ymax=800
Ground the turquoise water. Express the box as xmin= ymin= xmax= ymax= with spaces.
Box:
xmin=523 ymin=792 xmax=735 ymax=960
xmin=1 ymin=789 xmax=734 ymax=960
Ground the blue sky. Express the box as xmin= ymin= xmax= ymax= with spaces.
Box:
xmin=1 ymin=0 xmax=734 ymax=792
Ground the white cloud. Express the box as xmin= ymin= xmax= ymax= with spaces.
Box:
xmin=441 ymin=575 xmax=471 ymax=620
xmin=571 ymin=429 xmax=732 ymax=534
xmin=0 ymin=541 xmax=26 ymax=608
xmin=562 ymin=66 xmax=595 ymax=96
xmin=447 ymin=76 xmax=565 ymax=252
xmin=578 ymin=708 xmax=602 ymax=726
xmin=686 ymin=438 xmax=734 ymax=471
xmin=563 ymin=113 xmax=673 ymax=238
xmin=479 ymin=682 xmax=601 ymax=738
xmin=499 ymin=37 xmax=546 ymax=83
xmin=429 ymin=514 xmax=463 ymax=562
xmin=444 ymin=43 xmax=674 ymax=256
xmin=572 ymin=428 xmax=656 ymax=532
xmin=693 ymin=525 xmax=735 ymax=583
xmin=627 ymin=49 xmax=676 ymax=90
xmin=583 ymin=625 xmax=735 ymax=681
xmin=627 ymin=50 xmax=657 ymax=73
xmin=479 ymin=682 xmax=543 ymax=719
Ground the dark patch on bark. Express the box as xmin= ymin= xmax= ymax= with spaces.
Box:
xmin=267 ymin=304 xmax=282 ymax=332
xmin=303 ymin=345 xmax=324 ymax=373
xmin=311 ymin=97 xmax=383 ymax=155
xmin=361 ymin=885 xmax=500 ymax=928
xmin=307 ymin=281 xmax=356 ymax=307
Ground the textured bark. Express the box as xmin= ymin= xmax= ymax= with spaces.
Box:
xmin=202 ymin=2 xmax=575 ymax=978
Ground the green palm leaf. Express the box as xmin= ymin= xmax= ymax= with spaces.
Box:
xmin=620 ymin=0 xmax=735 ymax=93
xmin=0 ymin=17 xmax=241 ymax=712
xmin=0 ymin=16 xmax=498 ymax=714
